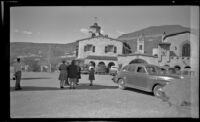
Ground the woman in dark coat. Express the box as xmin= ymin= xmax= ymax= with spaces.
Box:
xmin=89 ymin=63 xmax=95 ymax=86
xmin=58 ymin=60 xmax=68 ymax=88
xmin=67 ymin=60 xmax=79 ymax=89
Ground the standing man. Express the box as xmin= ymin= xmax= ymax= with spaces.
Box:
xmin=13 ymin=58 xmax=22 ymax=90
xmin=67 ymin=60 xmax=79 ymax=89
xmin=58 ymin=60 xmax=68 ymax=88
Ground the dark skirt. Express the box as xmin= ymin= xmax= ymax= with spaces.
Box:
xmin=59 ymin=70 xmax=68 ymax=81
xmin=89 ymin=74 xmax=95 ymax=80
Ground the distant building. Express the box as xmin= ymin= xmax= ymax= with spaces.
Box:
xmin=75 ymin=22 xmax=194 ymax=71
xmin=76 ymin=22 xmax=131 ymax=68
xmin=159 ymin=31 xmax=192 ymax=70
xmin=118 ymin=31 xmax=195 ymax=71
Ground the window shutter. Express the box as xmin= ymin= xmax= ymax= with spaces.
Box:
xmin=105 ymin=46 xmax=107 ymax=53
xmin=114 ymin=46 xmax=117 ymax=53
xmin=93 ymin=46 xmax=95 ymax=52
xmin=84 ymin=46 xmax=86 ymax=52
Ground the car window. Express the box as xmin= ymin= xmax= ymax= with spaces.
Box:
xmin=146 ymin=66 xmax=157 ymax=74
xmin=127 ymin=65 xmax=136 ymax=72
xmin=137 ymin=66 xmax=146 ymax=73
xmin=122 ymin=65 xmax=128 ymax=71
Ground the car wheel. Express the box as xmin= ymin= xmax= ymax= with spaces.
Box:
xmin=153 ymin=85 xmax=164 ymax=97
xmin=118 ymin=79 xmax=126 ymax=90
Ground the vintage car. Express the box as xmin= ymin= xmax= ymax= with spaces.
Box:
xmin=109 ymin=66 xmax=119 ymax=76
xmin=112 ymin=63 xmax=182 ymax=97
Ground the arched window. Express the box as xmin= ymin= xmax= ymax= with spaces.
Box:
xmin=182 ymin=43 xmax=190 ymax=57
xmin=108 ymin=62 xmax=115 ymax=68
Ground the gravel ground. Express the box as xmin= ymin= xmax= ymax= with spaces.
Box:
xmin=10 ymin=72 xmax=191 ymax=118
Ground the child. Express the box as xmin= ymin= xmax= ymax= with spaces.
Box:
xmin=89 ymin=66 xmax=95 ymax=86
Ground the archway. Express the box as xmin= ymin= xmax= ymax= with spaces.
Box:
xmin=89 ymin=61 xmax=96 ymax=67
xmin=129 ymin=58 xmax=148 ymax=64
xmin=184 ymin=66 xmax=191 ymax=69
xmin=174 ymin=65 xmax=181 ymax=70
xmin=97 ymin=62 xmax=107 ymax=74
xmin=98 ymin=62 xmax=106 ymax=66
xmin=108 ymin=62 xmax=115 ymax=69
xmin=164 ymin=64 xmax=170 ymax=67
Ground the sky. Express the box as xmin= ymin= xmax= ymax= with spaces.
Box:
xmin=10 ymin=6 xmax=191 ymax=44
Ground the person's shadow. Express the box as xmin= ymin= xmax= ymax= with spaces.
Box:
xmin=10 ymin=83 xmax=118 ymax=92
xmin=75 ymin=83 xmax=118 ymax=90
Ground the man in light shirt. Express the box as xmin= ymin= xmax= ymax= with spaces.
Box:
xmin=13 ymin=58 xmax=22 ymax=90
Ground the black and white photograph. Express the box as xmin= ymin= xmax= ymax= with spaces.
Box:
xmin=9 ymin=5 xmax=199 ymax=118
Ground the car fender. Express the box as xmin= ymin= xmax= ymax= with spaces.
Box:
xmin=152 ymin=80 xmax=168 ymax=91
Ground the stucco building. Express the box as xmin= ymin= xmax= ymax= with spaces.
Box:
xmin=76 ymin=22 xmax=131 ymax=68
xmin=75 ymin=21 xmax=195 ymax=71
xmin=118 ymin=31 xmax=196 ymax=71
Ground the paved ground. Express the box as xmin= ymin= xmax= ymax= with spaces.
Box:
xmin=10 ymin=72 xmax=191 ymax=118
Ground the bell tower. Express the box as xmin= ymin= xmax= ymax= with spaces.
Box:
xmin=89 ymin=17 xmax=102 ymax=37
xmin=136 ymin=34 xmax=144 ymax=54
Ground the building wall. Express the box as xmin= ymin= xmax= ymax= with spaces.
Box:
xmin=152 ymin=48 xmax=158 ymax=56
xmin=78 ymin=37 xmax=123 ymax=59
xmin=160 ymin=32 xmax=193 ymax=70
xmin=85 ymin=59 xmax=117 ymax=67
xmin=118 ymin=55 xmax=158 ymax=67
xmin=158 ymin=56 xmax=190 ymax=69
xmin=164 ymin=33 xmax=190 ymax=57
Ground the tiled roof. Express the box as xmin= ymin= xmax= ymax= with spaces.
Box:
xmin=77 ymin=35 xmax=123 ymax=42
xmin=118 ymin=53 xmax=157 ymax=58
xmin=163 ymin=31 xmax=190 ymax=40
xmin=86 ymin=55 xmax=118 ymax=61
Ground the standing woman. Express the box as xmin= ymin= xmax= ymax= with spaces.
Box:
xmin=67 ymin=60 xmax=79 ymax=89
xmin=58 ymin=60 xmax=68 ymax=88
xmin=89 ymin=63 xmax=95 ymax=86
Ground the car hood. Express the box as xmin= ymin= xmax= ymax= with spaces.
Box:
xmin=152 ymin=74 xmax=182 ymax=81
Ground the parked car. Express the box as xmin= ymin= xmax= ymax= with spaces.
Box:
xmin=109 ymin=66 xmax=119 ymax=76
xmin=112 ymin=63 xmax=182 ymax=97
xmin=95 ymin=65 xmax=107 ymax=74
xmin=162 ymin=76 xmax=191 ymax=107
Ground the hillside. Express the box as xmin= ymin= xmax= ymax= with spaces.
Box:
xmin=118 ymin=25 xmax=190 ymax=40
xmin=10 ymin=42 xmax=77 ymax=64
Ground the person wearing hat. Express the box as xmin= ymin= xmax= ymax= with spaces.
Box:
xmin=58 ymin=60 xmax=68 ymax=88
xmin=13 ymin=58 xmax=22 ymax=90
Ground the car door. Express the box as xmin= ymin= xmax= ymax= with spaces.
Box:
xmin=125 ymin=65 xmax=137 ymax=86
xmin=130 ymin=66 xmax=148 ymax=89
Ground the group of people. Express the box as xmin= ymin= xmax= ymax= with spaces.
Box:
xmin=58 ymin=60 xmax=95 ymax=89
xmin=12 ymin=57 xmax=95 ymax=90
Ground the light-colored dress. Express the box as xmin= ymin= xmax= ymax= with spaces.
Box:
xmin=58 ymin=64 xmax=68 ymax=81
